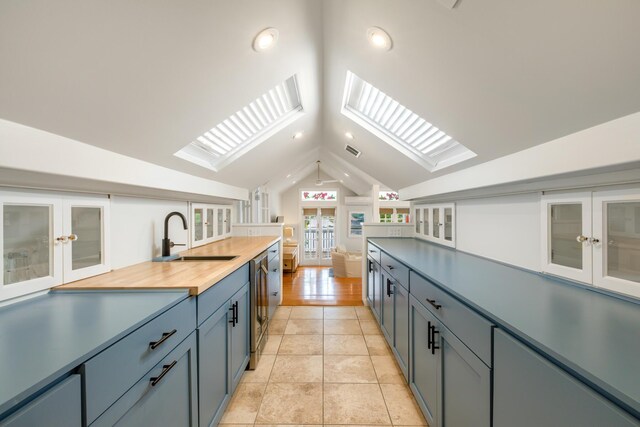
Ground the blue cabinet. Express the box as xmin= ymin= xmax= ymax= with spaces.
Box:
xmin=368 ymin=257 xmax=382 ymax=321
xmin=393 ymin=281 xmax=409 ymax=379
xmin=409 ymin=296 xmax=439 ymax=427
xmin=198 ymin=303 xmax=231 ymax=427
xmin=92 ymin=332 xmax=198 ymax=427
xmin=494 ymin=329 xmax=639 ymax=427
xmin=380 ymin=269 xmax=395 ymax=344
xmin=409 ymin=295 xmax=490 ymax=427
xmin=0 ymin=375 xmax=81 ymax=427
xmin=197 ymin=270 xmax=251 ymax=427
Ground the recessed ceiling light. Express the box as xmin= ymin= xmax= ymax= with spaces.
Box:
xmin=292 ymin=180 xmax=297 ymax=184
xmin=367 ymin=27 xmax=392 ymax=50
xmin=293 ymin=132 xmax=304 ymax=139
xmin=253 ymin=28 xmax=279 ymax=52
xmin=286 ymin=174 xmax=292 ymax=178
xmin=340 ymin=179 xmax=344 ymax=183
xmin=344 ymin=172 xmax=350 ymax=177
xmin=345 ymin=132 xmax=354 ymax=140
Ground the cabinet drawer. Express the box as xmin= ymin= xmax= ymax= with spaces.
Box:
xmin=283 ymin=259 xmax=293 ymax=270
xmin=198 ymin=263 xmax=249 ymax=325
xmin=92 ymin=332 xmax=198 ymax=427
xmin=367 ymin=242 xmax=381 ymax=263
xmin=268 ymin=253 xmax=280 ymax=275
xmin=381 ymin=251 xmax=409 ymax=288
xmin=83 ymin=297 xmax=196 ymax=424
xmin=410 ymin=271 xmax=492 ymax=366
xmin=267 ymin=243 xmax=279 ymax=261
xmin=1 ymin=375 xmax=81 ymax=427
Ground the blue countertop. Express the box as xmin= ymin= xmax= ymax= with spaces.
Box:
xmin=370 ymin=237 xmax=640 ymax=418
xmin=0 ymin=290 xmax=189 ymax=416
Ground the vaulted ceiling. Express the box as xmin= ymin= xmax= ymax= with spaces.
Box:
xmin=1 ymin=0 xmax=639 ymax=196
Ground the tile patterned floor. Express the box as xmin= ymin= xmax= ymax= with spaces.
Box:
xmin=220 ymin=305 xmax=428 ymax=426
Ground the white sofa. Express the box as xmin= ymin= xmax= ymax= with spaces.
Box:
xmin=330 ymin=246 xmax=362 ymax=278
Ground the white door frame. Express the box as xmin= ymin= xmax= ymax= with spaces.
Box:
xmin=299 ymin=195 xmax=339 ymax=267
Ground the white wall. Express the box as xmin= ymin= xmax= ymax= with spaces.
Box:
xmin=110 ymin=196 xmax=189 ymax=269
xmin=455 ymin=193 xmax=541 ymax=271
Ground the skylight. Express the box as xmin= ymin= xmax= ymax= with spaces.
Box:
xmin=341 ymin=71 xmax=476 ymax=172
xmin=175 ymin=75 xmax=304 ymax=172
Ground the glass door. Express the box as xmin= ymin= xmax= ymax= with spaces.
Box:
xmin=206 ymin=208 xmax=214 ymax=240
xmin=541 ymin=193 xmax=592 ymax=283
xmin=593 ymin=189 xmax=640 ymax=297
xmin=63 ymin=197 xmax=110 ymax=282
xmin=302 ymin=207 xmax=336 ymax=265
xmin=0 ymin=193 xmax=63 ymax=300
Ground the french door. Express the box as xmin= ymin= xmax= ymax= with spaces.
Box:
xmin=301 ymin=207 xmax=336 ymax=266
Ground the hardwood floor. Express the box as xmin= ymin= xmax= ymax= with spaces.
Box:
xmin=281 ymin=266 xmax=363 ymax=306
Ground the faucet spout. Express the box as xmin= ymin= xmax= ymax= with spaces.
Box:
xmin=162 ymin=212 xmax=188 ymax=257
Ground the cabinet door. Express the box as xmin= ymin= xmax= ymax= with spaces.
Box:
xmin=494 ymin=329 xmax=638 ymax=427
xmin=438 ymin=322 xmax=491 ymax=427
xmin=217 ymin=208 xmax=224 ymax=237
xmin=393 ymin=282 xmax=409 ymax=380
xmin=370 ymin=261 xmax=382 ymax=321
xmin=380 ymin=270 xmax=395 ymax=347
xmin=367 ymin=258 xmax=376 ymax=308
xmin=192 ymin=204 xmax=206 ymax=247
xmin=0 ymin=375 xmax=81 ymax=427
xmin=408 ymin=296 xmax=439 ymax=427
xmin=230 ymin=284 xmax=250 ymax=392
xmin=205 ymin=207 xmax=215 ymax=240
xmin=62 ymin=197 xmax=110 ymax=282
xmin=0 ymin=192 xmax=63 ymax=300
xmin=414 ymin=207 xmax=421 ymax=234
xmin=225 ymin=208 xmax=232 ymax=236
xmin=593 ymin=189 xmax=640 ymax=298
xmin=93 ymin=333 xmax=198 ymax=427
xmin=198 ymin=304 xmax=231 ymax=427
xmin=541 ymin=193 xmax=593 ymax=283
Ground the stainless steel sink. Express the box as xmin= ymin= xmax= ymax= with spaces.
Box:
xmin=169 ymin=255 xmax=239 ymax=262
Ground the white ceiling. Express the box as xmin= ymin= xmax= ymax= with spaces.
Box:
xmin=1 ymin=0 xmax=639 ymax=195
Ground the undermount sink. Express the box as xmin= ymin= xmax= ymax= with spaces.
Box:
xmin=169 ymin=255 xmax=239 ymax=262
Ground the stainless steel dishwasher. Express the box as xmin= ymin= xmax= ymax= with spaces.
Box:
xmin=249 ymin=251 xmax=269 ymax=369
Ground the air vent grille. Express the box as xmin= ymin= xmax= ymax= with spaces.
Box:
xmin=345 ymin=144 xmax=361 ymax=158
xmin=341 ymin=71 xmax=475 ymax=172
xmin=175 ymin=75 xmax=304 ymax=172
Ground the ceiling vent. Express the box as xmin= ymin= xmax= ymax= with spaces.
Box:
xmin=345 ymin=144 xmax=361 ymax=158
xmin=341 ymin=71 xmax=475 ymax=172
xmin=175 ymin=75 xmax=304 ymax=172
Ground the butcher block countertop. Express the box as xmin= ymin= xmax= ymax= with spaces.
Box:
xmin=57 ymin=236 xmax=280 ymax=295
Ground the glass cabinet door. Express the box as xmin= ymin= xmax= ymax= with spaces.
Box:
xmin=193 ymin=207 xmax=204 ymax=243
xmin=541 ymin=193 xmax=592 ymax=284
xmin=422 ymin=208 xmax=430 ymax=237
xmin=414 ymin=208 xmax=421 ymax=234
xmin=0 ymin=194 xmax=63 ymax=300
xmin=217 ymin=209 xmax=224 ymax=236
xmin=444 ymin=207 xmax=454 ymax=243
xmin=63 ymin=198 xmax=110 ymax=282
xmin=206 ymin=208 xmax=214 ymax=239
xmin=593 ymin=189 xmax=640 ymax=297
xmin=432 ymin=208 xmax=440 ymax=239
xmin=225 ymin=208 xmax=231 ymax=235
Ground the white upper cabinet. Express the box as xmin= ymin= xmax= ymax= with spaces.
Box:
xmin=190 ymin=203 xmax=233 ymax=248
xmin=414 ymin=203 xmax=456 ymax=248
xmin=1 ymin=191 xmax=110 ymax=301
xmin=542 ymin=189 xmax=640 ymax=298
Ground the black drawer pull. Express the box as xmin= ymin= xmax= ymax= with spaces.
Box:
xmin=150 ymin=360 xmax=177 ymax=387
xmin=427 ymin=321 xmax=432 ymax=350
xmin=386 ymin=278 xmax=394 ymax=297
xmin=272 ymin=268 xmax=278 ymax=272
xmin=272 ymin=291 xmax=278 ymax=296
xmin=426 ymin=299 xmax=442 ymax=310
xmin=368 ymin=261 xmax=373 ymax=273
xmin=387 ymin=265 xmax=395 ymax=270
xmin=149 ymin=329 xmax=177 ymax=350
xmin=270 ymin=249 xmax=277 ymax=253
xmin=369 ymin=249 xmax=377 ymax=253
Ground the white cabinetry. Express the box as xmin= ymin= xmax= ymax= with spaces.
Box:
xmin=0 ymin=191 xmax=110 ymax=301
xmin=413 ymin=203 xmax=455 ymax=247
xmin=191 ymin=203 xmax=232 ymax=248
xmin=541 ymin=188 xmax=640 ymax=298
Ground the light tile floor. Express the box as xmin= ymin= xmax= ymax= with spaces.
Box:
xmin=220 ymin=305 xmax=428 ymax=426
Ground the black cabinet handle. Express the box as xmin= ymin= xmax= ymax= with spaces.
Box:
xmin=229 ymin=302 xmax=238 ymax=327
xmin=427 ymin=321 xmax=432 ymax=350
xmin=272 ymin=291 xmax=278 ymax=296
xmin=270 ymin=249 xmax=277 ymax=253
xmin=272 ymin=268 xmax=278 ymax=272
xmin=150 ymin=360 xmax=177 ymax=387
xmin=149 ymin=329 xmax=177 ymax=350
xmin=431 ymin=326 xmax=440 ymax=355
xmin=369 ymin=249 xmax=377 ymax=253
xmin=368 ymin=261 xmax=373 ymax=273
xmin=387 ymin=265 xmax=395 ymax=270
xmin=426 ymin=298 xmax=442 ymax=310
xmin=386 ymin=278 xmax=394 ymax=297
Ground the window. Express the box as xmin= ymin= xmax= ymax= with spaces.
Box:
xmin=379 ymin=208 xmax=394 ymax=223
xmin=175 ymin=75 xmax=304 ymax=172
xmin=301 ymin=190 xmax=337 ymax=201
xmin=379 ymin=207 xmax=410 ymax=223
xmin=341 ymin=71 xmax=476 ymax=172
xmin=349 ymin=211 xmax=365 ymax=237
